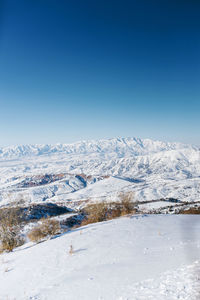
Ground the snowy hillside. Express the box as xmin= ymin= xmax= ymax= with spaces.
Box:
xmin=1 ymin=215 xmax=200 ymax=299
xmin=0 ymin=137 xmax=200 ymax=208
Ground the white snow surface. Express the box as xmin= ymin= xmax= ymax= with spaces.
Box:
xmin=0 ymin=137 xmax=200 ymax=206
xmin=1 ymin=215 xmax=200 ymax=299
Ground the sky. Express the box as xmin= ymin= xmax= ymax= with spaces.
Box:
xmin=0 ymin=0 xmax=199 ymax=146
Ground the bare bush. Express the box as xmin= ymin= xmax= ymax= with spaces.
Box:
xmin=81 ymin=193 xmax=136 ymax=226
xmin=27 ymin=227 xmax=44 ymax=243
xmin=118 ymin=192 xmax=135 ymax=215
xmin=81 ymin=202 xmax=108 ymax=225
xmin=40 ymin=217 xmax=61 ymax=236
xmin=0 ymin=235 xmax=24 ymax=253
xmin=108 ymin=202 xmax=123 ymax=219
xmin=0 ymin=207 xmax=24 ymax=252
xmin=28 ymin=217 xmax=60 ymax=243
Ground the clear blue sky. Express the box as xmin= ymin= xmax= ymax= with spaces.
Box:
xmin=0 ymin=0 xmax=199 ymax=146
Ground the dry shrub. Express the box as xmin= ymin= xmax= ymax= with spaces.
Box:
xmin=118 ymin=192 xmax=135 ymax=215
xmin=178 ymin=207 xmax=200 ymax=214
xmin=81 ymin=202 xmax=108 ymax=225
xmin=108 ymin=192 xmax=136 ymax=218
xmin=28 ymin=217 xmax=60 ymax=243
xmin=108 ymin=202 xmax=123 ymax=219
xmin=81 ymin=193 xmax=136 ymax=226
xmin=27 ymin=227 xmax=45 ymax=243
xmin=39 ymin=217 xmax=61 ymax=236
xmin=0 ymin=235 xmax=24 ymax=253
xmin=0 ymin=207 xmax=24 ymax=252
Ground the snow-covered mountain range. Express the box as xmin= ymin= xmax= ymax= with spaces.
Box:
xmin=0 ymin=137 xmax=198 ymax=159
xmin=0 ymin=137 xmax=200 ymax=207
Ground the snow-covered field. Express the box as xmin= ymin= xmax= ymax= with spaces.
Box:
xmin=1 ymin=215 xmax=200 ymax=299
xmin=0 ymin=137 xmax=200 ymax=210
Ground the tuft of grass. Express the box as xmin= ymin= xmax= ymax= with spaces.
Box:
xmin=69 ymin=244 xmax=74 ymax=255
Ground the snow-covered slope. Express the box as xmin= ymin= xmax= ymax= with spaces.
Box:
xmin=0 ymin=137 xmax=200 ymax=206
xmin=1 ymin=215 xmax=200 ymax=299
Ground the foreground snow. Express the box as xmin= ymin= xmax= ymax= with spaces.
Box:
xmin=1 ymin=215 xmax=200 ymax=299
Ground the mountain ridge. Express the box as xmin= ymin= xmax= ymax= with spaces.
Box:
xmin=0 ymin=137 xmax=198 ymax=159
